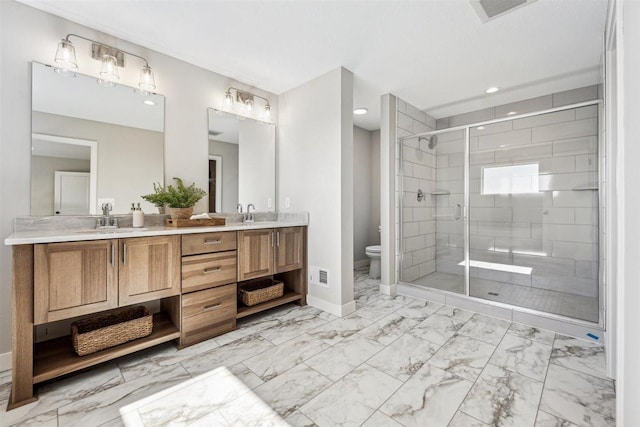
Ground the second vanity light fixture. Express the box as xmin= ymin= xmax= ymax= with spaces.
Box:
xmin=222 ymin=87 xmax=271 ymax=122
xmin=54 ymin=33 xmax=157 ymax=93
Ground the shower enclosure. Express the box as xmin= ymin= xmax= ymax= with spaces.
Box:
xmin=399 ymin=101 xmax=602 ymax=324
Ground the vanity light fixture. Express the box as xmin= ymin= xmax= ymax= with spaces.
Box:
xmin=222 ymin=87 xmax=272 ymax=122
xmin=354 ymin=108 xmax=368 ymax=115
xmin=485 ymin=87 xmax=500 ymax=94
xmin=54 ymin=34 xmax=157 ymax=93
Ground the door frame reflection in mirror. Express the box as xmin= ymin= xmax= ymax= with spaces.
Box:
xmin=208 ymin=155 xmax=223 ymax=213
xmin=32 ymin=133 xmax=98 ymax=214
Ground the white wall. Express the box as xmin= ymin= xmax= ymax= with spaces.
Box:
xmin=238 ymin=120 xmax=276 ymax=211
xmin=0 ymin=0 xmax=277 ymax=355
xmin=353 ymin=126 xmax=381 ymax=263
xmin=278 ymin=67 xmax=355 ymax=316
xmin=615 ymin=1 xmax=640 ymax=425
xmin=208 ymin=140 xmax=239 ymax=212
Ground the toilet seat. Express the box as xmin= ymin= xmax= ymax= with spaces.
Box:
xmin=365 ymin=245 xmax=381 ymax=254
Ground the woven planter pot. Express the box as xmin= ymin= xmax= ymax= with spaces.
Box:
xmin=167 ymin=206 xmax=193 ymax=220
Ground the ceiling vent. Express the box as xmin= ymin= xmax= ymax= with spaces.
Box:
xmin=471 ymin=0 xmax=537 ymax=22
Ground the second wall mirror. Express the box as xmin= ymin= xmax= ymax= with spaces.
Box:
xmin=207 ymin=108 xmax=275 ymax=213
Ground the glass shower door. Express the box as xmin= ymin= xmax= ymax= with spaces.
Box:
xmin=467 ymin=108 xmax=599 ymax=322
xmin=400 ymin=129 xmax=466 ymax=294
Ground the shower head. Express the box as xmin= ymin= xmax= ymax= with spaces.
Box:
xmin=418 ymin=135 xmax=438 ymax=150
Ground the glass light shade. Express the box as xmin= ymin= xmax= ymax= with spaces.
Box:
xmin=99 ymin=55 xmax=119 ymax=82
xmin=262 ymin=103 xmax=271 ymax=122
xmin=54 ymin=39 xmax=78 ymax=70
xmin=244 ymin=98 xmax=254 ymax=114
xmin=223 ymin=91 xmax=234 ymax=109
xmin=138 ymin=65 xmax=156 ymax=93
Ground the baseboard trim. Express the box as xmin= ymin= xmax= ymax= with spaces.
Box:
xmin=354 ymin=259 xmax=370 ymax=269
xmin=307 ymin=295 xmax=356 ymax=317
xmin=379 ymin=283 xmax=397 ymax=296
xmin=0 ymin=351 xmax=11 ymax=373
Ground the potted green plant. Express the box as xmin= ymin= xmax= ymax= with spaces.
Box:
xmin=142 ymin=178 xmax=206 ymax=220
xmin=141 ymin=182 xmax=170 ymax=214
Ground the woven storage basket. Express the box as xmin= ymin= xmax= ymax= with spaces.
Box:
xmin=71 ymin=306 xmax=153 ymax=356
xmin=239 ymin=279 xmax=284 ymax=306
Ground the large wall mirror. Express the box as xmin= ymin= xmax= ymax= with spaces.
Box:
xmin=207 ymin=108 xmax=275 ymax=213
xmin=31 ymin=62 xmax=165 ymax=215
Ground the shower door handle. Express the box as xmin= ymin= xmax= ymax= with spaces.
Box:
xmin=455 ymin=204 xmax=462 ymax=220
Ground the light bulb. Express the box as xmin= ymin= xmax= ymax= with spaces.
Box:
xmin=262 ymin=103 xmax=272 ymax=122
xmin=138 ymin=65 xmax=156 ymax=94
xmin=99 ymin=55 xmax=119 ymax=85
xmin=223 ymin=90 xmax=233 ymax=109
xmin=54 ymin=39 xmax=78 ymax=71
xmin=245 ymin=98 xmax=254 ymax=114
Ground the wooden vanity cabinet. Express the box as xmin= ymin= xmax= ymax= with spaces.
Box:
xmin=34 ymin=239 xmax=118 ymax=325
xmin=274 ymin=227 xmax=305 ymax=273
xmin=179 ymin=231 xmax=238 ymax=347
xmin=238 ymin=227 xmax=305 ymax=280
xmin=118 ymin=235 xmax=181 ymax=306
xmin=237 ymin=228 xmax=275 ymax=280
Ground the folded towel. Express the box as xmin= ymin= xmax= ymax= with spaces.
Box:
xmin=189 ymin=213 xmax=211 ymax=220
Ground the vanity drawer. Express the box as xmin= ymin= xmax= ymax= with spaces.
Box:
xmin=182 ymin=231 xmax=237 ymax=256
xmin=182 ymin=251 xmax=237 ymax=293
xmin=181 ymin=284 xmax=237 ymax=346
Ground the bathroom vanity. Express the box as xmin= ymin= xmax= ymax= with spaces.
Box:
xmin=4 ymin=217 xmax=308 ymax=410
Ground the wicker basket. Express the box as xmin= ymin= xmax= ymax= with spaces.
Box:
xmin=239 ymin=279 xmax=284 ymax=306
xmin=71 ymin=306 xmax=153 ymax=356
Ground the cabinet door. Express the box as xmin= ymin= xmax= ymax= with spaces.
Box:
xmin=275 ymin=227 xmax=305 ymax=273
xmin=119 ymin=235 xmax=181 ymax=306
xmin=237 ymin=229 xmax=274 ymax=281
xmin=34 ymin=240 xmax=118 ymax=324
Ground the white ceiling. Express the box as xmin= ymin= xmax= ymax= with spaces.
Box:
xmin=21 ymin=0 xmax=607 ymax=131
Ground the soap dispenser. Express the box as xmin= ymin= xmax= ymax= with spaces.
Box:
xmin=133 ymin=203 xmax=145 ymax=228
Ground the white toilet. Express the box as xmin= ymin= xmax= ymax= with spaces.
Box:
xmin=365 ymin=245 xmax=381 ymax=279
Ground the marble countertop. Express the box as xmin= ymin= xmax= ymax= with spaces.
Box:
xmin=5 ymin=214 xmax=308 ymax=245
xmin=119 ymin=366 xmax=289 ymax=427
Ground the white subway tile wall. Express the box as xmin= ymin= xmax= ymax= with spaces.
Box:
xmin=396 ymin=99 xmax=437 ymax=283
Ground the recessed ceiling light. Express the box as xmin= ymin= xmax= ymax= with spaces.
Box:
xmin=477 ymin=126 xmax=485 ymax=130
xmin=143 ymin=100 xmax=156 ymax=106
xmin=485 ymin=87 xmax=499 ymax=94
xmin=507 ymin=111 xmax=517 ymax=116
xmin=354 ymin=108 xmax=368 ymax=115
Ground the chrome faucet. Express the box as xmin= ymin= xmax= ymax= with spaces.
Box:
xmin=236 ymin=203 xmax=243 ymax=213
xmin=97 ymin=202 xmax=118 ymax=228
xmin=245 ymin=204 xmax=255 ymax=223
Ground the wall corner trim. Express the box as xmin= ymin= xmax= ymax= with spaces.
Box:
xmin=307 ymin=295 xmax=356 ymax=318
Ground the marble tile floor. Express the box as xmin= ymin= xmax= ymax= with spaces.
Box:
xmin=413 ymin=271 xmax=599 ymax=322
xmin=0 ymin=268 xmax=614 ymax=427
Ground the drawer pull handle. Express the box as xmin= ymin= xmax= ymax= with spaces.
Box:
xmin=203 ymin=267 xmax=221 ymax=274
xmin=204 ymin=239 xmax=221 ymax=245
xmin=203 ymin=303 xmax=221 ymax=312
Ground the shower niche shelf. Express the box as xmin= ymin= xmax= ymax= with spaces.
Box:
xmin=430 ymin=190 xmax=451 ymax=195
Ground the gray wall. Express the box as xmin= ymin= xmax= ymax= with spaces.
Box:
xmin=208 ymin=140 xmax=239 ymax=212
xmin=30 ymin=156 xmax=90 ymax=215
xmin=353 ymin=126 xmax=381 ymax=263
xmin=0 ymin=0 xmax=277 ymax=356
xmin=32 ymin=112 xmax=164 ymax=214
